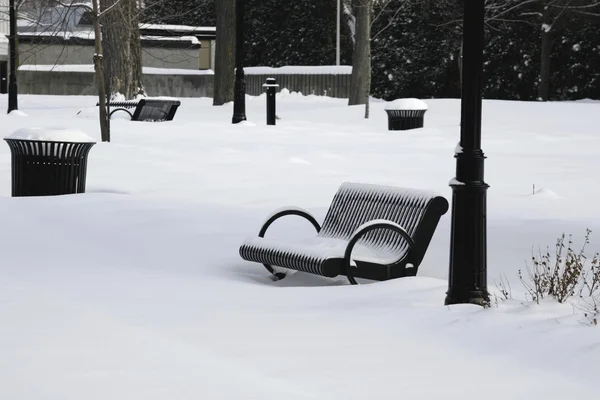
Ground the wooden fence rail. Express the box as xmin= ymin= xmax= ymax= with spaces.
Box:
xmin=244 ymin=73 xmax=352 ymax=99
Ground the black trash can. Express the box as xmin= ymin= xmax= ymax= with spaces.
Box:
xmin=384 ymin=99 xmax=428 ymax=131
xmin=4 ymin=133 xmax=95 ymax=197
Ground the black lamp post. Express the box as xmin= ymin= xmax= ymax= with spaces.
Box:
xmin=232 ymin=0 xmax=247 ymax=124
xmin=445 ymin=0 xmax=490 ymax=306
xmin=7 ymin=0 xmax=19 ymax=113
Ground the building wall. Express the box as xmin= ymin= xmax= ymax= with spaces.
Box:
xmin=199 ymin=39 xmax=212 ymax=70
xmin=0 ymin=0 xmax=9 ymax=35
xmin=19 ymin=43 xmax=202 ymax=70
xmin=17 ymin=70 xmax=215 ymax=98
xmin=0 ymin=40 xmax=8 ymax=61
xmin=142 ymin=46 xmax=200 ymax=70
xmin=19 ymin=44 xmax=93 ymax=66
xmin=0 ymin=0 xmax=10 ymax=60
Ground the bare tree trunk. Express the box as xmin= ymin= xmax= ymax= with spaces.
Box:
xmin=101 ymin=0 xmax=144 ymax=99
xmin=129 ymin=0 xmax=145 ymax=96
xmin=538 ymin=27 xmax=553 ymax=101
xmin=92 ymin=0 xmax=110 ymax=142
xmin=348 ymin=0 xmax=371 ymax=113
xmin=213 ymin=0 xmax=235 ymax=105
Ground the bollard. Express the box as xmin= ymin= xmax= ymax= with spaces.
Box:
xmin=262 ymin=78 xmax=279 ymax=126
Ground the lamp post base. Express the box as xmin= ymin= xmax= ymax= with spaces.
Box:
xmin=232 ymin=75 xmax=246 ymax=124
xmin=446 ymin=152 xmax=490 ymax=307
xmin=8 ymin=0 xmax=18 ymax=113
xmin=8 ymin=81 xmax=18 ymax=113
xmin=445 ymin=289 xmax=490 ymax=307
xmin=232 ymin=0 xmax=246 ymax=124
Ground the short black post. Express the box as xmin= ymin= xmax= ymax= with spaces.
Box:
xmin=7 ymin=0 xmax=18 ymax=113
xmin=232 ymin=0 xmax=247 ymax=124
xmin=263 ymin=78 xmax=278 ymax=125
xmin=445 ymin=0 xmax=490 ymax=306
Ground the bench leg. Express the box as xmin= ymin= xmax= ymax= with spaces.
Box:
xmin=343 ymin=221 xmax=417 ymax=285
xmin=109 ymin=108 xmax=134 ymax=120
xmin=262 ymin=264 xmax=288 ymax=281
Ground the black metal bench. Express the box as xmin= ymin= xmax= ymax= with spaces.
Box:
xmin=239 ymin=182 xmax=449 ymax=284
xmin=97 ymin=98 xmax=181 ymax=121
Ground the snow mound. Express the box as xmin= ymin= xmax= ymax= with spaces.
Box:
xmin=236 ymin=120 xmax=257 ymax=127
xmin=289 ymin=157 xmax=311 ymax=165
xmin=8 ymin=110 xmax=29 ymax=117
xmin=277 ymin=88 xmax=305 ymax=99
xmin=384 ymin=98 xmax=428 ymax=110
xmin=5 ymin=127 xmax=95 ymax=143
xmin=532 ymin=187 xmax=561 ymax=199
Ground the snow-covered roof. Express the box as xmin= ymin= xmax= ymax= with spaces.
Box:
xmin=18 ymin=64 xmax=215 ymax=75
xmin=19 ymin=30 xmax=94 ymax=40
xmin=17 ymin=31 xmax=202 ymax=47
xmin=244 ymin=66 xmax=352 ymax=75
xmin=139 ymin=24 xmax=215 ymax=33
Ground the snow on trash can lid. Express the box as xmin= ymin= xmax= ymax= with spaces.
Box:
xmin=384 ymin=98 xmax=428 ymax=111
xmin=5 ymin=127 xmax=96 ymax=143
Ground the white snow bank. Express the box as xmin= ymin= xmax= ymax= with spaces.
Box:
xmin=385 ymin=98 xmax=429 ymax=110
xmin=5 ymin=127 xmax=95 ymax=143
xmin=0 ymin=95 xmax=600 ymax=400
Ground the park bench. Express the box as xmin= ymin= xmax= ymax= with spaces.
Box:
xmin=97 ymin=98 xmax=181 ymax=121
xmin=239 ymin=182 xmax=449 ymax=284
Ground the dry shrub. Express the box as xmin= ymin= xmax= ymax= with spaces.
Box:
xmin=517 ymin=229 xmax=599 ymax=305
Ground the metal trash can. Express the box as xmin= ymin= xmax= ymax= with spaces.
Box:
xmin=384 ymin=98 xmax=428 ymax=131
xmin=4 ymin=128 xmax=96 ymax=197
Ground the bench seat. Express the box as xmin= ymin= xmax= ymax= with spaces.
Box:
xmin=240 ymin=236 xmax=402 ymax=277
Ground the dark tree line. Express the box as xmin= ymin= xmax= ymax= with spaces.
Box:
xmin=143 ymin=0 xmax=600 ymax=101
xmin=144 ymin=0 xmax=353 ymax=66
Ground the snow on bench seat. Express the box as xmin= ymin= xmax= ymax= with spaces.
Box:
xmin=240 ymin=236 xmax=401 ymax=277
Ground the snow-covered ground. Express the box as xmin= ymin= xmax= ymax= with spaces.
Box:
xmin=1 ymin=92 xmax=599 ymax=399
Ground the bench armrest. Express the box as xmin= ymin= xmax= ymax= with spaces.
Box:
xmin=344 ymin=219 xmax=416 ymax=285
xmin=258 ymin=206 xmax=321 ymax=237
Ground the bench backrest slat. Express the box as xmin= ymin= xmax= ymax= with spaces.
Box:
xmin=132 ymin=99 xmax=181 ymax=122
xmin=318 ymin=182 xmax=448 ymax=265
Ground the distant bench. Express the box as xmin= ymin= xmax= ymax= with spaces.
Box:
xmin=96 ymin=98 xmax=181 ymax=122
